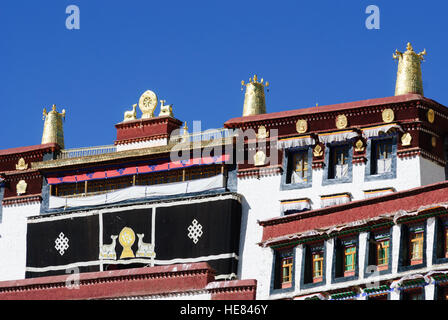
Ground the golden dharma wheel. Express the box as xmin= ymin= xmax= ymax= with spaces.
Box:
xmin=382 ymin=108 xmax=395 ymax=123
xmin=119 ymin=227 xmax=136 ymax=259
xmin=296 ymin=119 xmax=308 ymax=133
xmin=336 ymin=115 xmax=348 ymax=129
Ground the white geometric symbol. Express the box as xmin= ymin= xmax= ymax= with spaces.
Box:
xmin=187 ymin=219 xmax=203 ymax=244
xmin=55 ymin=232 xmax=69 ymax=256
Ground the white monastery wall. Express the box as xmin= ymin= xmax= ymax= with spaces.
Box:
xmin=0 ymin=202 xmax=41 ymax=281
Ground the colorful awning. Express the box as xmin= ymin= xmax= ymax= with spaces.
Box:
xmin=364 ymin=188 xmax=395 ymax=199
xmin=321 ymin=193 xmax=351 ymax=208
xmin=47 ymin=154 xmax=230 ymax=185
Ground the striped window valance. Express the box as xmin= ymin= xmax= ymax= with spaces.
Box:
xmin=364 ymin=188 xmax=395 ymax=199
xmin=281 ymin=198 xmax=311 ymax=214
xmin=318 ymin=130 xmax=358 ymax=145
xmin=361 ymin=123 xmax=403 ymax=139
xmin=277 ymin=135 xmax=315 ymax=149
xmin=321 ymin=193 xmax=351 ymax=208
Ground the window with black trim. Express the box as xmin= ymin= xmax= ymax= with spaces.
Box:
xmin=286 ymin=150 xmax=309 ymax=184
xmin=273 ymin=249 xmax=294 ymax=290
xmin=334 ymin=237 xmax=357 ymax=279
xmin=437 ymin=285 xmax=448 ymax=300
xmin=328 ymin=145 xmax=350 ymax=179
xmin=435 ymin=218 xmax=448 ymax=260
xmin=303 ymin=243 xmax=325 ymax=285
xmin=371 ymin=139 xmax=393 ymax=175
xmin=401 ymin=288 xmax=424 ymax=300
xmin=367 ymin=229 xmax=391 ymax=272
xmin=400 ymin=223 xmax=425 ymax=267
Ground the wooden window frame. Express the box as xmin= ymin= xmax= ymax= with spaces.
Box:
xmin=312 ymin=251 xmax=324 ymax=283
xmin=281 ymin=256 xmax=293 ymax=289
xmin=410 ymin=231 xmax=424 ymax=265
xmin=376 ymin=239 xmax=389 ymax=271
xmin=344 ymin=246 xmax=356 ymax=276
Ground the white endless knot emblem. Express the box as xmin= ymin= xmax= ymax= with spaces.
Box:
xmin=54 ymin=232 xmax=69 ymax=256
xmin=187 ymin=219 xmax=203 ymax=244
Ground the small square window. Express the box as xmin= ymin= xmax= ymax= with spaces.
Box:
xmin=273 ymin=249 xmax=294 ymax=290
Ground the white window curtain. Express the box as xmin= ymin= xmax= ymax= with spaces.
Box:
xmin=376 ymin=158 xmax=392 ymax=174
xmin=49 ymin=174 xmax=225 ymax=209
xmin=335 ymin=164 xmax=348 ymax=178
xmin=321 ymin=194 xmax=351 ymax=208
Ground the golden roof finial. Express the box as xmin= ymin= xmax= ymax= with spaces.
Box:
xmin=393 ymin=42 xmax=427 ymax=96
xmin=241 ymin=75 xmax=268 ymax=116
xmin=41 ymin=104 xmax=66 ymax=148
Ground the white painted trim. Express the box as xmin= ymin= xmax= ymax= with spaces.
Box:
xmin=25 ymin=252 xmax=239 ymax=273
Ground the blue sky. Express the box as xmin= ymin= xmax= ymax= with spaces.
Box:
xmin=0 ymin=0 xmax=446 ymax=150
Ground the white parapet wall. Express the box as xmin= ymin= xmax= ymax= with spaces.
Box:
xmin=0 ymin=201 xmax=41 ymax=281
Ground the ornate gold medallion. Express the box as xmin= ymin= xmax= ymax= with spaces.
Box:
xmin=427 ymin=109 xmax=435 ymax=124
xmin=401 ymin=132 xmax=412 ymax=146
xmin=257 ymin=125 xmax=269 ymax=139
xmin=336 ymin=115 xmax=348 ymax=129
xmin=382 ymin=108 xmax=395 ymax=123
xmin=313 ymin=144 xmax=323 ymax=157
xmin=138 ymin=90 xmax=158 ymax=119
xmin=16 ymin=158 xmax=28 ymax=171
xmin=254 ymin=150 xmax=266 ymax=166
xmin=355 ymin=139 xmax=365 ymax=152
xmin=119 ymin=227 xmax=136 ymax=259
xmin=296 ymin=119 xmax=308 ymax=134
xmin=16 ymin=180 xmax=27 ymax=195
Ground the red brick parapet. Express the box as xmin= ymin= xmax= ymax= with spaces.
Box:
xmin=0 ymin=263 xmax=256 ymax=300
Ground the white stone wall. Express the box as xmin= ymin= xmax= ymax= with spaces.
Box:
xmin=419 ymin=157 xmax=445 ymax=186
xmin=116 ymin=138 xmax=167 ymax=152
xmin=0 ymin=202 xmax=41 ymax=281
xmin=237 ymin=175 xmax=282 ymax=300
xmin=237 ymin=154 xmax=447 ymax=299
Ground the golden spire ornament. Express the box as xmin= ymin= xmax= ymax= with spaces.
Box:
xmin=41 ymin=104 xmax=66 ymax=148
xmin=241 ymin=75 xmax=269 ymax=117
xmin=393 ymin=42 xmax=426 ymax=96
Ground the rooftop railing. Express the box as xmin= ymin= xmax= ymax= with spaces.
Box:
xmin=56 ymin=128 xmax=235 ymax=160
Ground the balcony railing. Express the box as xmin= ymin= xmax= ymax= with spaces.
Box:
xmin=56 ymin=128 xmax=235 ymax=160
xmin=57 ymin=145 xmax=117 ymax=160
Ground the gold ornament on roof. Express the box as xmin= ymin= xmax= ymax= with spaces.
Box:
xmin=296 ymin=119 xmax=308 ymax=134
xmin=256 ymin=125 xmax=269 ymax=139
xmin=393 ymin=42 xmax=426 ymax=96
xmin=119 ymin=227 xmax=136 ymax=259
xmin=382 ymin=108 xmax=395 ymax=123
xmin=158 ymin=100 xmax=174 ymax=117
xmin=355 ymin=139 xmax=365 ymax=152
xmin=16 ymin=180 xmax=27 ymax=196
xmin=123 ymin=104 xmax=137 ymax=122
xmin=138 ymin=90 xmax=158 ymax=119
xmin=336 ymin=115 xmax=348 ymax=129
xmin=401 ymin=132 xmax=412 ymax=146
xmin=313 ymin=144 xmax=323 ymax=157
xmin=241 ymin=75 xmax=268 ymax=117
xmin=254 ymin=150 xmax=266 ymax=167
xmin=16 ymin=158 xmax=28 ymax=171
xmin=427 ymin=109 xmax=435 ymax=123
xmin=42 ymin=104 xmax=66 ymax=149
